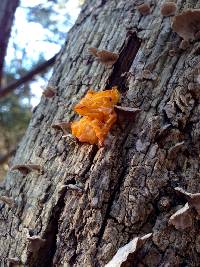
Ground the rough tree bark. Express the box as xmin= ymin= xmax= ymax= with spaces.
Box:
xmin=0 ymin=0 xmax=19 ymax=88
xmin=0 ymin=0 xmax=200 ymax=266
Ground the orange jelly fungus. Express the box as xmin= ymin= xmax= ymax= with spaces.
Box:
xmin=71 ymin=87 xmax=120 ymax=146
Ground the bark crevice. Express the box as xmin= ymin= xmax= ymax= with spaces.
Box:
xmin=106 ymin=31 xmax=141 ymax=92
xmin=26 ymin=186 xmax=68 ymax=267
xmin=95 ymin=124 xmax=135 ymax=256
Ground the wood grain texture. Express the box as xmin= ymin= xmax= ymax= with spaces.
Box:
xmin=1 ymin=0 xmax=200 ymax=266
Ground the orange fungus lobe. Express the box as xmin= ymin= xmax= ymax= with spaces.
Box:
xmin=71 ymin=87 xmax=120 ymax=146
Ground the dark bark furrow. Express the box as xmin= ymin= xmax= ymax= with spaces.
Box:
xmin=95 ymin=122 xmax=137 ymax=255
xmin=26 ymin=186 xmax=69 ymax=267
xmin=106 ymin=31 xmax=141 ymax=91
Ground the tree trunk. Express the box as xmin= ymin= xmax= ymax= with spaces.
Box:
xmin=1 ymin=0 xmax=200 ymax=266
xmin=0 ymin=0 xmax=19 ymax=88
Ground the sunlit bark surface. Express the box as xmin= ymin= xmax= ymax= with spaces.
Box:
xmin=1 ymin=0 xmax=200 ymax=266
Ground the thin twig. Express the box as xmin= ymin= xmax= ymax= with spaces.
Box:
xmin=0 ymin=54 xmax=58 ymax=99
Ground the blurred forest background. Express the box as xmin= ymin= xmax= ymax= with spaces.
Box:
xmin=0 ymin=0 xmax=82 ymax=180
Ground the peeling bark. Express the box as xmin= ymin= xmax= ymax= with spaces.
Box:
xmin=1 ymin=0 xmax=200 ymax=266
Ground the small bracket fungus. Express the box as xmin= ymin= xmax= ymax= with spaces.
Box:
xmin=0 ymin=196 xmax=14 ymax=208
xmin=11 ymin=164 xmax=31 ymax=175
xmin=42 ymin=86 xmax=56 ymax=98
xmin=27 ymin=164 xmax=43 ymax=174
xmin=137 ymin=3 xmax=151 ymax=16
xmin=168 ymin=203 xmax=193 ymax=230
xmin=71 ymin=87 xmax=120 ymax=146
xmin=160 ymin=2 xmax=176 ymax=17
xmin=105 ymin=233 xmax=152 ymax=267
xmin=114 ymin=105 xmax=141 ymax=118
xmin=51 ymin=121 xmax=71 ymax=135
xmin=11 ymin=164 xmax=43 ymax=175
xmin=175 ymin=187 xmax=200 ymax=215
xmin=96 ymin=50 xmax=119 ymax=65
xmin=27 ymin=235 xmax=46 ymax=252
xmin=88 ymin=47 xmax=119 ymax=66
xmin=172 ymin=9 xmax=200 ymax=42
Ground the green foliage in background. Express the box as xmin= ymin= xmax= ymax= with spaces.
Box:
xmin=0 ymin=92 xmax=31 ymax=149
